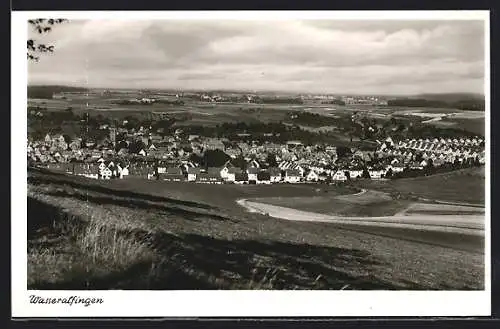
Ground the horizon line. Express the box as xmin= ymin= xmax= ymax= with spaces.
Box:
xmin=26 ymin=83 xmax=485 ymax=98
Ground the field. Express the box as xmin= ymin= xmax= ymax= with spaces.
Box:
xmin=28 ymin=96 xmax=485 ymax=135
xmin=355 ymin=166 xmax=485 ymax=205
xmin=403 ymin=203 xmax=484 ymax=216
xmin=27 ymin=168 xmax=484 ymax=290
xmin=252 ymin=190 xmax=412 ymax=217
xmin=250 ymin=167 xmax=486 ymax=220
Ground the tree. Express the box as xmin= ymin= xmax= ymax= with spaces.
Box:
xmin=424 ymin=158 xmax=435 ymax=175
xmin=361 ymin=168 xmax=371 ymax=179
xmin=128 ymin=140 xmax=146 ymax=154
xmin=62 ymin=134 xmax=72 ymax=144
xmin=232 ymin=155 xmax=248 ymax=170
xmin=203 ymin=149 xmax=230 ymax=168
xmin=189 ymin=153 xmax=204 ymax=166
xmin=385 ymin=168 xmax=393 ymax=178
xmin=474 ymin=156 xmax=481 ymax=166
xmin=337 ymin=146 xmax=352 ymax=158
xmin=266 ymin=153 xmax=278 ymax=167
xmin=344 ymin=171 xmax=351 ymax=181
xmin=28 ymin=19 xmax=68 ymax=61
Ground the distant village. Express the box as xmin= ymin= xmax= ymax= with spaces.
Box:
xmin=28 ymin=117 xmax=485 ymax=185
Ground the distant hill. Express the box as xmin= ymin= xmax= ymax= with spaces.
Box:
xmin=411 ymin=93 xmax=484 ymax=103
xmin=388 ymin=93 xmax=485 ymax=111
xmin=28 ymin=85 xmax=89 ymax=99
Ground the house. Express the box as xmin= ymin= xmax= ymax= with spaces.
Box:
xmin=98 ymin=161 xmax=107 ymax=172
xmin=284 ymin=169 xmax=301 ymax=183
xmin=368 ymin=168 xmax=386 ymax=179
xmin=100 ymin=167 xmax=113 ymax=179
xmin=234 ymin=172 xmax=249 ymax=184
xmin=348 ymin=169 xmax=363 ymax=179
xmin=161 ymin=167 xmax=185 ymax=182
xmin=204 ymin=139 xmax=225 ymax=151
xmin=138 ymin=149 xmax=147 ymax=156
xmin=73 ymin=163 xmax=99 ymax=179
xmin=187 ymin=167 xmax=201 ymax=182
xmin=306 ymin=170 xmax=320 ymax=182
xmin=157 ymin=164 xmax=167 ymax=174
xmin=117 ymin=164 xmax=129 ymax=178
xmin=268 ymin=167 xmax=282 ymax=183
xmin=220 ymin=161 xmax=236 ymax=180
xmin=224 ymin=167 xmax=242 ymax=182
xmin=107 ymin=161 xmax=119 ymax=178
xmin=198 ymin=170 xmax=223 ymax=184
xmin=257 ymin=171 xmax=271 ymax=184
xmin=247 ymin=167 xmax=260 ymax=183
xmin=318 ymin=172 xmax=329 ymax=182
xmin=410 ymin=162 xmax=424 ymax=170
xmin=332 ymin=170 xmax=348 ymax=181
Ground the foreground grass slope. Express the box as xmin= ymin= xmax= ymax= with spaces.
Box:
xmin=27 ymin=168 xmax=484 ymax=290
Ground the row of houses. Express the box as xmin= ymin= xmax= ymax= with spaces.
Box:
xmin=377 ymin=136 xmax=486 ymax=165
xmin=41 ymin=159 xmax=131 ymax=180
xmin=41 ymin=157 xmax=396 ymax=183
xmin=155 ymin=160 xmax=396 ymax=184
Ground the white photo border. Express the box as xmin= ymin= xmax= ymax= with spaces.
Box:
xmin=12 ymin=10 xmax=491 ymax=318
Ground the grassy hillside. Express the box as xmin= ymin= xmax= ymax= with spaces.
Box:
xmin=27 ymin=168 xmax=484 ymax=290
xmin=355 ymin=167 xmax=485 ymax=205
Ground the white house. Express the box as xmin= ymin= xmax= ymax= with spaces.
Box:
xmin=369 ymin=168 xmax=386 ymax=179
xmin=306 ymin=170 xmax=320 ymax=182
xmin=284 ymin=169 xmax=301 ymax=183
xmin=100 ymin=167 xmax=112 ymax=180
xmin=187 ymin=167 xmax=201 ymax=182
xmin=98 ymin=162 xmax=107 ymax=172
xmin=332 ymin=170 xmax=348 ymax=181
xmin=220 ymin=164 xmax=231 ymax=180
xmin=388 ymin=164 xmax=405 ymax=174
xmin=247 ymin=167 xmax=260 ymax=182
xmin=117 ymin=164 xmax=129 ymax=178
xmin=223 ymin=167 xmax=241 ymax=183
xmin=348 ymin=169 xmax=363 ymax=179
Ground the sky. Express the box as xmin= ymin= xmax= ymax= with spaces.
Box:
xmin=27 ymin=19 xmax=486 ymax=95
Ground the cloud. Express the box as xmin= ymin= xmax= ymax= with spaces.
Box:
xmin=28 ymin=19 xmax=485 ymax=94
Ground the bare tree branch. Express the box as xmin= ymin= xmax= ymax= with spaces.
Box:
xmin=27 ymin=18 xmax=68 ymax=62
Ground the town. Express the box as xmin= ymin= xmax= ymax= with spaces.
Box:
xmin=28 ymin=119 xmax=485 ymax=184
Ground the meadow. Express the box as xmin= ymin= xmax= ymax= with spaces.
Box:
xmin=355 ymin=166 xmax=485 ymax=205
xmin=27 ymin=168 xmax=484 ymax=290
xmin=252 ymin=190 xmax=412 ymax=217
xmin=28 ymin=96 xmax=485 ymax=134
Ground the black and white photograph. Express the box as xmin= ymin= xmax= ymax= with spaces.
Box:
xmin=13 ymin=10 xmax=490 ymax=317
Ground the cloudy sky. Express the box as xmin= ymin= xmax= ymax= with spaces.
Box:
xmin=28 ymin=19 xmax=485 ymax=95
